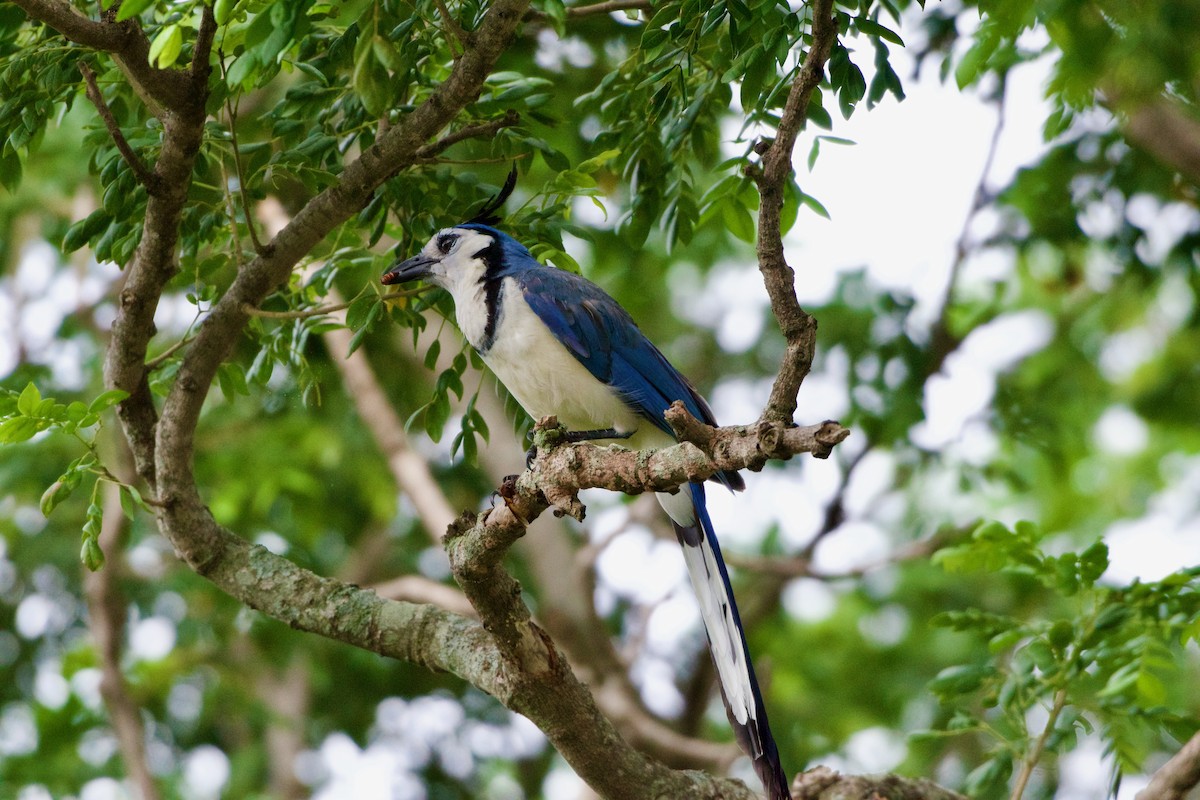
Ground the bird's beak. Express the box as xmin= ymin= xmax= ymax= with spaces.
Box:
xmin=381 ymin=254 xmax=435 ymax=285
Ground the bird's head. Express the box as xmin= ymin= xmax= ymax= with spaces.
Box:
xmin=380 ymin=224 xmax=504 ymax=294
xmin=381 ymin=167 xmax=523 ymax=294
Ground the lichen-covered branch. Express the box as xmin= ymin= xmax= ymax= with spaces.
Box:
xmin=472 ymin=386 xmax=743 ymax=774
xmin=511 ymin=408 xmax=848 ymax=522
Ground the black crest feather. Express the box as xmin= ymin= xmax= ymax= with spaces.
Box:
xmin=466 ymin=165 xmax=519 ymax=226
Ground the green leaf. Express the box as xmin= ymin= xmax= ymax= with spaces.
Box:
xmin=855 ymin=17 xmax=904 ymax=45
xmin=1079 ymin=540 xmax=1109 ymax=584
xmin=576 ymin=149 xmax=621 ymax=174
xmin=62 ymin=210 xmax=111 ymax=252
xmin=17 ymin=382 xmax=40 ymax=416
xmin=115 ymin=0 xmax=155 ymax=21
xmin=88 ymin=389 xmax=129 ymax=414
xmin=214 ymin=0 xmax=239 ymax=25
xmin=928 ymin=664 xmax=995 ymax=696
xmin=81 ymin=537 xmax=105 ymax=571
xmin=964 ymin=753 xmax=1012 ymax=798
xmin=0 ymin=416 xmax=40 ymax=444
xmin=721 ymin=201 xmax=755 ymax=244
xmin=346 ymin=301 xmax=382 ymax=356
xmin=424 ymin=395 xmax=451 ymax=441
xmin=353 ymin=43 xmax=392 ymax=117
xmin=799 ymin=191 xmax=830 ymax=219
xmin=119 ymin=484 xmax=147 ymax=519
xmin=40 ymin=480 xmax=72 ymax=517
xmin=423 ymin=338 xmax=441 ymax=370
xmin=216 ymin=363 xmax=250 ymax=401
xmin=148 ymin=24 xmax=183 ymax=68
xmin=955 ymin=30 xmax=998 ymax=90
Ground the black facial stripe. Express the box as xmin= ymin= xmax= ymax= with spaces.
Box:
xmin=479 ymin=277 xmax=503 ymax=353
xmin=474 ymin=238 xmax=506 ymax=353
xmin=473 ymin=239 xmax=504 ymax=276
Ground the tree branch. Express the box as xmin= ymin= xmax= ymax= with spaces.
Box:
xmin=11 ymin=0 xmax=125 ymax=51
xmin=525 ymin=0 xmax=651 ymax=21
xmin=13 ymin=0 xmax=194 ymax=113
xmin=794 ymin=766 xmax=967 ymax=800
xmin=415 ymin=110 xmax=522 ymax=160
xmin=444 ymin=497 xmax=759 ymax=799
xmin=101 ymin=26 xmax=213 ymax=489
xmin=749 ymin=0 xmax=838 ymax=424
xmin=1117 ymin=94 xmax=1200 ymax=186
xmin=471 ymin=383 xmax=742 ymax=773
xmin=78 ymin=61 xmax=162 ymax=194
xmin=191 ymin=3 xmax=216 ymax=78
xmin=84 ymin=442 xmax=160 ymax=800
xmin=566 ymin=0 xmax=650 ymax=17
xmin=1137 ymin=731 xmax=1200 ymax=800
xmin=437 ymin=412 xmax=848 ymax=790
xmin=323 ymin=314 xmax=459 ymax=540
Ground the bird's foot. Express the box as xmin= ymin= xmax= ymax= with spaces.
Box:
xmin=562 ymin=427 xmax=634 ymax=444
xmin=525 ymin=426 xmax=631 ymax=470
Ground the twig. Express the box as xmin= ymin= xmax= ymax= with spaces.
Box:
xmin=800 ymin=444 xmax=870 ymax=560
xmin=525 ymin=0 xmax=650 ymax=21
xmin=415 ymin=111 xmax=522 ymax=160
xmin=926 ymin=76 xmax=1007 ymax=377
xmin=1137 ymin=731 xmax=1200 ymax=800
xmin=748 ymin=0 xmax=838 ymax=424
xmin=78 ymin=61 xmax=162 ymax=194
xmin=566 ymin=0 xmax=650 ymax=17
xmin=241 ymin=288 xmax=427 ymax=320
xmin=221 ymin=92 xmax=267 ymax=255
xmin=434 ymin=0 xmax=469 ymax=52
xmin=724 ymin=534 xmax=950 ymax=579
xmin=144 ymin=333 xmax=195 ymax=370
xmin=1010 ymin=686 xmax=1068 ymax=800
xmin=191 ymin=2 xmax=216 ymax=78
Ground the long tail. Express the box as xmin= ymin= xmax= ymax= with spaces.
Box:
xmin=657 ymin=483 xmax=791 ymax=800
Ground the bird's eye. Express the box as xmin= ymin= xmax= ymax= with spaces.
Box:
xmin=436 ymin=233 xmax=458 ymax=254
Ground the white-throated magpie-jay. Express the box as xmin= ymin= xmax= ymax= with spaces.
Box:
xmin=382 ymin=173 xmax=790 ymax=799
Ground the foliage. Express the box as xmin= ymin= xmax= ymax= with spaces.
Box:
xmin=0 ymin=0 xmax=1198 ymax=798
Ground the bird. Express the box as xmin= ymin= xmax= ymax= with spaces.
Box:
xmin=381 ymin=169 xmax=791 ymax=800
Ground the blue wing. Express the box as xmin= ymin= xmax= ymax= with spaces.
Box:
xmin=515 ymin=267 xmax=743 ymax=492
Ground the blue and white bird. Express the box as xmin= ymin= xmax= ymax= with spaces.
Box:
xmin=382 ymin=172 xmax=790 ymax=800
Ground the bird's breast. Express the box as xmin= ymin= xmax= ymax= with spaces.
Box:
xmin=479 ymin=281 xmax=641 ymax=436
